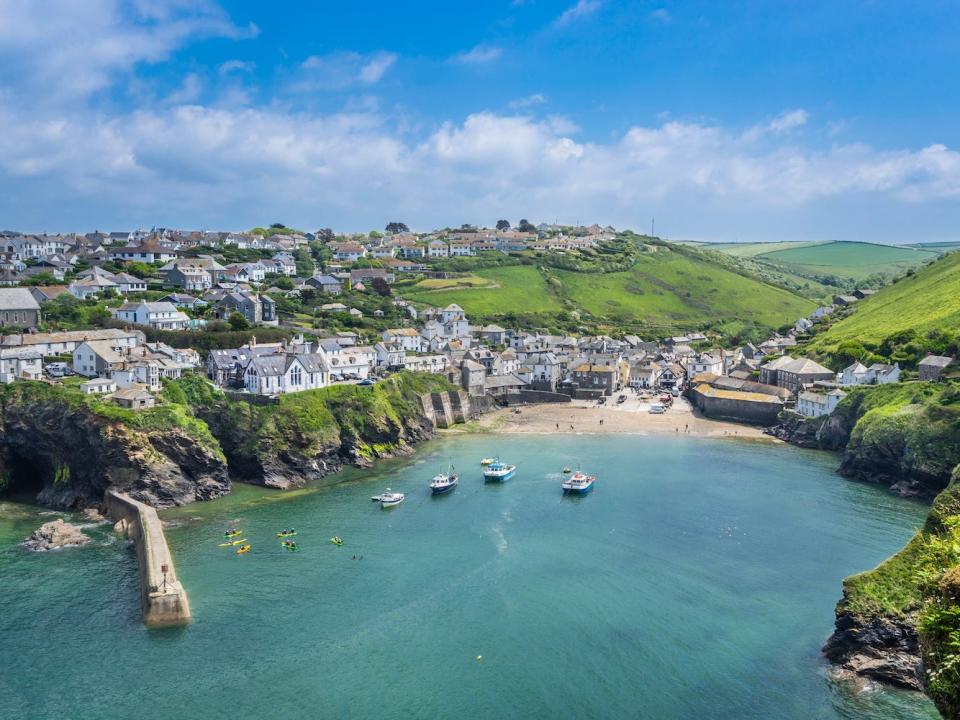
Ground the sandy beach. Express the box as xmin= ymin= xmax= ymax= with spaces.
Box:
xmin=452 ymin=394 xmax=775 ymax=440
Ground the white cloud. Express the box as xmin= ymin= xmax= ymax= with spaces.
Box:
xmin=218 ymin=59 xmax=255 ymax=75
xmin=454 ymin=44 xmax=503 ymax=64
xmin=768 ymin=108 xmax=809 ymax=132
xmin=554 ymin=0 xmax=603 ymax=28
xmin=5 ymin=104 xmax=960 ymax=237
xmin=649 ymin=8 xmax=672 ymax=23
xmin=509 ymin=93 xmax=547 ymax=109
xmin=296 ymin=51 xmax=397 ymax=91
xmin=165 ymin=73 xmax=203 ymax=104
xmin=0 ymin=0 xmax=254 ymax=104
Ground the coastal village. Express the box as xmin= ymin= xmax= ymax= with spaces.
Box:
xmin=0 ymin=225 xmax=954 ymax=428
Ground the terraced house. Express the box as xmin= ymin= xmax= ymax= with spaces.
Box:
xmin=243 ymin=352 xmax=329 ymax=395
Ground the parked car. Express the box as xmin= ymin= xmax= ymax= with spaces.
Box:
xmin=45 ymin=362 xmax=69 ymax=378
xmin=671 ymin=388 xmax=680 ymax=397
xmin=649 ymin=404 xmax=666 ymax=414
xmin=358 ymin=378 xmax=374 ymax=386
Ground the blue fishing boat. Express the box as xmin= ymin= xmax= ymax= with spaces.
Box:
xmin=430 ymin=464 xmax=459 ymax=495
xmin=483 ymin=459 xmax=516 ymax=483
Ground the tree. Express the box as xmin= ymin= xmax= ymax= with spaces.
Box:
xmin=273 ymin=276 xmax=294 ymax=290
xmin=496 ymin=219 xmax=511 ymax=231
xmin=316 ymin=228 xmax=335 ymax=243
xmin=371 ymin=277 xmax=392 ymax=297
xmin=518 ymin=218 xmax=536 ymax=233
xmin=270 ymin=223 xmax=286 ymax=229
xmin=228 ymin=312 xmax=250 ymax=331
xmin=124 ymin=261 xmax=154 ymax=279
xmin=385 ymin=222 xmax=409 ymax=234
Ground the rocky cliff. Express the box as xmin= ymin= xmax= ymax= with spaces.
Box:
xmin=194 ymin=374 xmax=456 ymax=489
xmin=0 ymin=383 xmax=230 ymax=509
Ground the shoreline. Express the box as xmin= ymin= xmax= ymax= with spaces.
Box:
xmin=446 ymin=396 xmax=776 ymax=441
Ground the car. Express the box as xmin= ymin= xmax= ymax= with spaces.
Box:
xmin=671 ymin=388 xmax=680 ymax=397
xmin=616 ymin=395 xmax=626 ymax=404
xmin=358 ymin=378 xmax=375 ymax=386
xmin=649 ymin=404 xmax=666 ymax=414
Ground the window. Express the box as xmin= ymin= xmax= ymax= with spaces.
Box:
xmin=291 ymin=367 xmax=302 ymax=386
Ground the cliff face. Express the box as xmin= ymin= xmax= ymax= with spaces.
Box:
xmin=197 ymin=377 xmax=452 ymax=490
xmin=0 ymin=394 xmax=230 ymax=509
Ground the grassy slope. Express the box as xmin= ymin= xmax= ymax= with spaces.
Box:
xmin=758 ymin=241 xmax=939 ymax=281
xmin=401 ymin=265 xmax=564 ymax=315
xmin=552 ymin=251 xmax=815 ymax=328
xmin=808 ymin=250 xmax=960 ymax=354
xmin=400 ymin=247 xmax=815 ymax=331
xmin=708 ymin=240 xmax=825 ymax=257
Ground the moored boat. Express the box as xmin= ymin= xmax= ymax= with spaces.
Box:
xmin=379 ymin=489 xmax=405 ymax=508
xmin=430 ymin=465 xmax=459 ymax=495
xmin=562 ymin=471 xmax=596 ymax=495
xmin=480 ymin=457 xmax=495 ymax=466
xmin=483 ymin=460 xmax=516 ymax=482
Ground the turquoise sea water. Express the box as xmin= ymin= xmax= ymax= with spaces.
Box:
xmin=0 ymin=435 xmax=941 ymax=719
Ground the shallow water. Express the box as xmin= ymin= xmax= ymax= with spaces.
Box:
xmin=0 ymin=435 xmax=940 ymax=719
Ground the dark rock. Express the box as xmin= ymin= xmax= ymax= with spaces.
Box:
xmin=823 ymin=611 xmax=923 ymax=691
xmin=0 ymin=398 xmax=230 ymax=510
xmin=23 ymin=518 xmax=91 ymax=551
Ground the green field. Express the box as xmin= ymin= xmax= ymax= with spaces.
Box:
xmin=808 ymin=250 xmax=960 ymax=354
xmin=399 ymin=245 xmax=816 ymax=333
xmin=551 ymin=252 xmax=815 ymax=329
xmin=707 ymin=241 xmax=823 ymax=258
xmin=401 ymin=265 xmax=564 ymax=315
xmin=757 ymin=240 xmax=939 ymax=281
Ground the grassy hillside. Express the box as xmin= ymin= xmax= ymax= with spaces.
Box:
xmin=758 ymin=240 xmax=939 ymax=282
xmin=707 ymin=240 xmax=823 ymax=258
xmin=550 ymin=251 xmax=814 ymax=329
xmin=398 ymin=242 xmax=815 ymax=336
xmin=401 ymin=265 xmax=565 ymax=316
xmin=807 ymin=250 xmax=960 ymax=366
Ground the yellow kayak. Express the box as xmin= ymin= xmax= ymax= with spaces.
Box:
xmin=236 ymin=544 xmax=252 ymax=555
xmin=218 ymin=539 xmax=247 ymax=547
xmin=224 ymin=529 xmax=243 ymax=538
xmin=330 ymin=537 xmax=343 ymax=546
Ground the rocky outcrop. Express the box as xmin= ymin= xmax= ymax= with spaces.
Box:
xmin=22 ymin=518 xmax=91 ymax=551
xmin=822 ymin=611 xmax=923 ymax=691
xmin=199 ymin=395 xmax=437 ymax=490
xmin=0 ymin=396 xmax=230 ymax=509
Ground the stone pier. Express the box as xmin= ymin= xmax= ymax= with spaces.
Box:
xmin=105 ymin=490 xmax=191 ymax=627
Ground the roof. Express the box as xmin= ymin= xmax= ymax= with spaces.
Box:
xmin=249 ymin=352 xmax=329 ymax=377
xmin=1 ymin=328 xmax=140 ymax=348
xmin=574 ymin=364 xmax=616 ymax=373
xmin=0 ymin=288 xmax=41 ymax=311
xmin=780 ymin=358 xmax=833 ymax=376
xmin=919 ymin=355 xmax=954 ymax=368
xmin=693 ymin=383 xmax=784 ymax=404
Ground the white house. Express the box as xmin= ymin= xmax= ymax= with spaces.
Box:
xmin=79 ymin=377 xmax=117 ymax=395
xmin=382 ymin=328 xmax=423 ymax=352
xmin=111 ymin=301 xmax=189 ymax=330
xmin=797 ymin=389 xmax=846 ymax=418
xmin=0 ymin=347 xmax=42 ymax=382
xmin=428 ymin=240 xmax=449 ymax=257
xmin=403 ymin=354 xmax=448 ymax=373
xmin=317 ymin=340 xmax=373 ymax=381
xmin=243 ymin=353 xmax=328 ymax=395
xmin=686 ymin=352 xmax=724 ymax=377
xmin=629 ymin=361 xmax=661 ymax=389
xmin=374 ymin=341 xmax=406 ymax=369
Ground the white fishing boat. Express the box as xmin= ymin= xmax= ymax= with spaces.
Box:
xmin=562 ymin=471 xmax=596 ymax=495
xmin=378 ymin=489 xmax=405 ymax=508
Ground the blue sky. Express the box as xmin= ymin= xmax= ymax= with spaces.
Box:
xmin=2 ymin=0 xmax=960 ymax=241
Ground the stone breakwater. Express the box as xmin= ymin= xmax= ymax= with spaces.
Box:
xmin=105 ymin=490 xmax=191 ymax=627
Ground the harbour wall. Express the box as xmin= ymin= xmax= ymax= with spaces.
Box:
xmin=421 ymin=391 xmax=474 ymax=428
xmin=504 ymin=390 xmax=572 ymax=405
xmin=105 ymin=490 xmax=192 ymax=627
xmin=687 ymin=386 xmax=784 ymax=425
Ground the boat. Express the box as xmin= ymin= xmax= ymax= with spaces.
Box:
xmin=379 ymin=489 xmax=405 ymax=508
xmin=330 ymin=536 xmax=343 ymax=546
xmin=483 ymin=460 xmax=517 ymax=482
xmin=236 ymin=544 xmax=252 ymax=554
xmin=480 ymin=457 xmax=495 ymax=466
xmin=276 ymin=529 xmax=297 ymax=538
xmin=218 ymin=539 xmax=246 ymax=547
xmin=430 ymin=465 xmax=459 ymax=495
xmin=562 ymin=470 xmax=596 ymax=495
xmin=562 ymin=466 xmax=572 ymax=474
xmin=281 ymin=541 xmax=299 ymax=552
xmin=224 ymin=529 xmax=242 ymax=538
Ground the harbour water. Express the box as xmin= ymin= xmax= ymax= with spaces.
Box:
xmin=0 ymin=435 xmax=940 ymax=719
